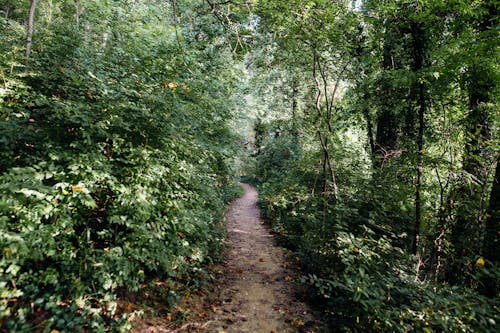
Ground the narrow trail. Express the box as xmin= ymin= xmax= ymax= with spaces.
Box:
xmin=133 ymin=183 xmax=315 ymax=333
xmin=204 ymin=183 xmax=314 ymax=333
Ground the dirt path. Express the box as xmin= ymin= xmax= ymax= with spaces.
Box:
xmin=132 ymin=183 xmax=315 ymax=333
xmin=203 ymin=183 xmax=314 ymax=333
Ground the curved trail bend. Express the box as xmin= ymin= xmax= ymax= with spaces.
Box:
xmin=205 ymin=183 xmax=313 ymax=333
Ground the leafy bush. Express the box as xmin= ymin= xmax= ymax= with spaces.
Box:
xmin=0 ymin=1 xmax=244 ymax=331
xmin=252 ymin=128 xmax=499 ymax=332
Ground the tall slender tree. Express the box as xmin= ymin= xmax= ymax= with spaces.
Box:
xmin=25 ymin=0 xmax=38 ymax=63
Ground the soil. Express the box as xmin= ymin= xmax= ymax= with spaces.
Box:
xmin=132 ymin=183 xmax=316 ymax=333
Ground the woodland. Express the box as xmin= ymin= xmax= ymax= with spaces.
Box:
xmin=0 ymin=0 xmax=498 ymax=332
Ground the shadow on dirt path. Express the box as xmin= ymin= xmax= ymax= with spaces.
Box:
xmin=132 ymin=183 xmax=316 ymax=333
xmin=203 ymin=183 xmax=314 ymax=333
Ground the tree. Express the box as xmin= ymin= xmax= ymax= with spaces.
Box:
xmin=482 ymin=155 xmax=500 ymax=297
xmin=25 ymin=0 xmax=37 ymax=63
xmin=447 ymin=1 xmax=498 ymax=282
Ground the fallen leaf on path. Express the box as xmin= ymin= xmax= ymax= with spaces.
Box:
xmin=292 ymin=319 xmax=306 ymax=326
xmin=166 ymin=313 xmax=172 ymax=321
xmin=155 ymin=281 xmax=167 ymax=287
xmin=197 ymin=311 xmax=207 ymax=318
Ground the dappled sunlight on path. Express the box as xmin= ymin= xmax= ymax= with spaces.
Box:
xmin=204 ymin=183 xmax=314 ymax=333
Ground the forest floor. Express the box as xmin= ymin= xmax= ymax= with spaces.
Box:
xmin=132 ymin=183 xmax=318 ymax=333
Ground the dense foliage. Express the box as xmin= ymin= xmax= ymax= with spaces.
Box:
xmin=1 ymin=0 xmax=498 ymax=332
xmin=0 ymin=0 xmax=244 ymax=331
xmin=246 ymin=0 xmax=499 ymax=332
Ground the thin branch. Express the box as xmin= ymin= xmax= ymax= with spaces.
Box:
xmin=205 ymin=0 xmax=247 ymax=56
xmin=316 ymin=55 xmax=330 ymax=126
xmin=317 ymin=130 xmax=339 ymax=202
xmin=312 ymin=51 xmax=323 ymax=117
xmin=328 ymin=61 xmax=349 ymax=113
xmin=170 ymin=320 xmax=214 ymax=333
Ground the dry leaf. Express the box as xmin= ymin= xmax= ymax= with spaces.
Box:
xmin=292 ymin=319 xmax=306 ymax=326
xmin=71 ymin=185 xmax=84 ymax=192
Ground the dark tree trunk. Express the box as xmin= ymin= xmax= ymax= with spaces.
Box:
xmin=485 ymin=157 xmax=500 ymax=249
xmin=413 ymin=81 xmax=425 ymax=256
xmin=291 ymin=79 xmax=298 ymax=137
xmin=411 ymin=22 xmax=426 ymax=256
xmin=448 ymin=4 xmax=495 ymax=283
xmin=375 ymin=105 xmax=399 ymax=162
xmin=481 ymin=156 xmax=500 ymax=297
xmin=373 ymin=26 xmax=402 ymax=167
xmin=364 ymin=109 xmax=376 ymax=158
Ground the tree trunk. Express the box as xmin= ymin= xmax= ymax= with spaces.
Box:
xmin=413 ymin=81 xmax=425 ymax=255
xmin=411 ymin=22 xmax=426 ymax=256
xmin=448 ymin=3 xmax=495 ymax=282
xmin=312 ymin=51 xmax=339 ymax=203
xmin=26 ymin=0 xmax=38 ymax=64
xmin=374 ymin=30 xmax=400 ymax=167
xmin=318 ymin=131 xmax=339 ymax=202
xmin=291 ymin=79 xmax=298 ymax=136
xmin=481 ymin=155 xmax=500 ymax=297
xmin=4 ymin=1 xmax=11 ymax=18
xmin=75 ymin=0 xmax=80 ymax=27
xmin=364 ymin=109 xmax=376 ymax=159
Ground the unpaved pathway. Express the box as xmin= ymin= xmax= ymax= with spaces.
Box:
xmin=204 ymin=183 xmax=314 ymax=333
xmin=132 ymin=183 xmax=315 ymax=333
